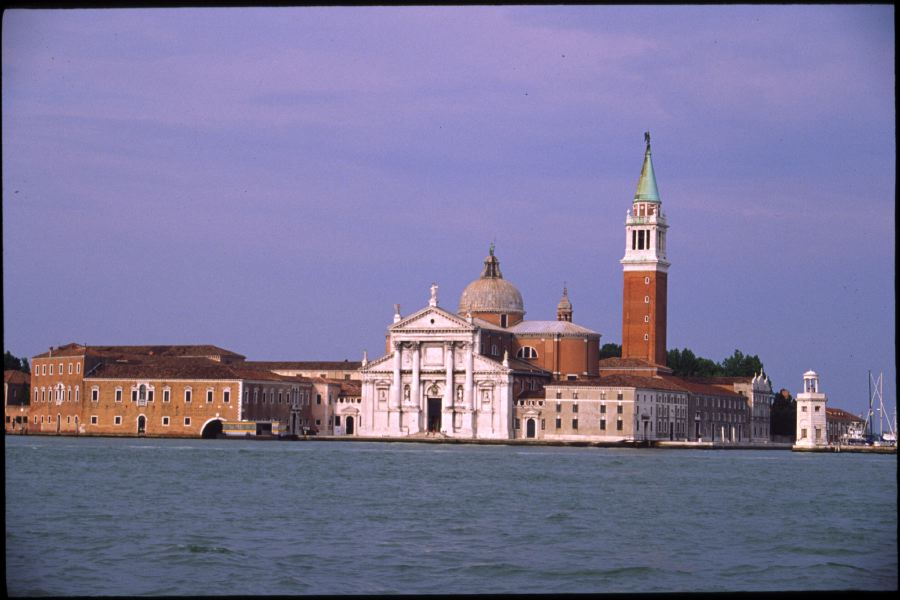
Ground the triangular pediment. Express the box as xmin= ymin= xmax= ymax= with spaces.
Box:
xmin=390 ymin=305 xmax=475 ymax=333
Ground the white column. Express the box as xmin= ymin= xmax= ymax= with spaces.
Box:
xmin=442 ymin=342 xmax=454 ymax=433
xmin=390 ymin=342 xmax=402 ymax=410
xmin=407 ymin=342 xmax=421 ymax=435
xmin=411 ymin=342 xmax=420 ymax=406
xmin=463 ymin=341 xmax=475 ymax=435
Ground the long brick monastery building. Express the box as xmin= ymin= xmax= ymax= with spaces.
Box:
xmin=9 ymin=134 xmax=820 ymax=442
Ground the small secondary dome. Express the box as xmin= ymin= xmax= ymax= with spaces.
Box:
xmin=458 ymin=245 xmax=525 ymax=316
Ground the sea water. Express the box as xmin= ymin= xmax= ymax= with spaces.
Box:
xmin=5 ymin=436 xmax=897 ymax=595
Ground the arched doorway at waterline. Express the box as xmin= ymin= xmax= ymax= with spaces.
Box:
xmin=137 ymin=415 xmax=146 ymax=435
xmin=201 ymin=419 xmax=224 ymax=439
xmin=526 ymin=418 xmax=536 ymax=438
xmin=345 ymin=416 xmax=354 ymax=435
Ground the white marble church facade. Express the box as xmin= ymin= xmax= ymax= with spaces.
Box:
xmin=358 ymin=288 xmax=517 ymax=439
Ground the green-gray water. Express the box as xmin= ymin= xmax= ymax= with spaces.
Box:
xmin=5 ymin=436 xmax=897 ymax=595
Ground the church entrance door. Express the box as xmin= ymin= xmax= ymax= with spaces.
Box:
xmin=346 ymin=416 xmax=354 ymax=435
xmin=427 ymin=398 xmax=442 ymax=432
xmin=526 ymin=419 xmax=536 ymax=438
xmin=137 ymin=415 xmax=146 ymax=435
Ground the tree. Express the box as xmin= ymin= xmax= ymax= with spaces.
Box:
xmin=720 ymin=349 xmax=764 ymax=377
xmin=599 ymin=343 xmax=621 ymax=360
xmin=4 ymin=351 xmax=30 ymax=373
xmin=770 ymin=389 xmax=796 ymax=439
xmin=667 ymin=348 xmax=720 ymax=377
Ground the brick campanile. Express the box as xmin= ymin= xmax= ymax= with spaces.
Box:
xmin=620 ymin=132 xmax=670 ymax=366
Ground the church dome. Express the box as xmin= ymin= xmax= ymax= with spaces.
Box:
xmin=458 ymin=246 xmax=525 ymax=316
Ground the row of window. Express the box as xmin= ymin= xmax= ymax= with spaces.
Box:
xmin=34 ymin=387 xmax=80 ymax=403
xmin=555 ymin=390 xmax=626 ymax=401
xmin=86 ymin=387 xmax=231 ymax=404
xmin=245 ymin=389 xmax=309 ymax=405
xmin=514 ymin=417 xmax=625 ymax=431
xmin=34 ymin=361 xmax=82 ymax=376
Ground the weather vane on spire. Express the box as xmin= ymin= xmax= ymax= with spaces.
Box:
xmin=644 ymin=131 xmax=651 ymax=148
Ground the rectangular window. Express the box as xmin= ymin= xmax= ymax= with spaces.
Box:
xmin=185 ymin=390 xmax=192 ymax=403
xmin=616 ymin=391 xmax=623 ymax=400
xmin=801 ymin=406 xmax=807 ymax=412
xmin=814 ymin=406 xmax=820 ymax=412
xmin=164 ymin=389 xmax=170 ymax=403
xmin=185 ymin=417 xmax=192 ymax=426
xmin=555 ymin=391 xmax=561 ymax=399
xmin=315 ymin=419 xmax=321 ymax=426
xmin=601 ymin=419 xmax=607 ymax=430
xmin=600 ymin=404 xmax=606 ymax=414
xmin=572 ymin=403 xmax=579 ymax=413
xmin=617 ymin=419 xmax=623 ymax=431
xmin=42 ymin=364 xmax=46 ymax=375
xmin=555 ymin=418 xmax=561 ymax=429
xmin=58 ymin=363 xmax=63 ymax=373
xmin=572 ymin=418 xmax=578 ymax=430
xmin=76 ymin=363 xmax=81 ymax=374
xmin=162 ymin=416 xmax=170 ymax=426
xmin=114 ymin=416 xmax=122 ymax=426
xmin=91 ymin=416 xmax=98 ymax=425
xmin=131 ymin=390 xmax=137 ymax=402
xmin=49 ymin=364 xmax=53 ymax=375
xmin=115 ymin=389 xmax=122 ymax=403
xmin=556 ymin=403 xmax=561 ymax=413
xmin=316 ymin=395 xmax=322 ymax=405
xmin=223 ymin=390 xmax=230 ymax=404
xmin=68 ymin=363 xmax=73 ymax=374
xmin=617 ymin=404 xmax=623 ymax=414
xmin=335 ymin=415 xmax=341 ymax=426
xmin=207 ymin=390 xmax=213 ymax=403
xmin=514 ymin=418 xmax=519 ymax=429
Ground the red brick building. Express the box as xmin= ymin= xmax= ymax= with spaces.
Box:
xmin=4 ymin=369 xmax=30 ymax=433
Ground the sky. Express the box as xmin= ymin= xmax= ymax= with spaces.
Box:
xmin=2 ymin=6 xmax=895 ymax=420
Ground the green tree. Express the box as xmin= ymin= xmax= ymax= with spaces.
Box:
xmin=720 ymin=349 xmax=764 ymax=377
xmin=599 ymin=343 xmax=621 ymax=360
xmin=4 ymin=350 xmax=30 ymax=372
xmin=770 ymin=389 xmax=796 ymax=438
xmin=667 ymin=348 xmax=721 ymax=377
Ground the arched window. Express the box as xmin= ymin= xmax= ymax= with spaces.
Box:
xmin=516 ymin=346 xmax=538 ymax=359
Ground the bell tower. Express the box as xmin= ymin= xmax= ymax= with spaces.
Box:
xmin=620 ymin=132 xmax=670 ymax=366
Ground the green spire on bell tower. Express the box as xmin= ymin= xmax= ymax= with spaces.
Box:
xmin=634 ymin=131 xmax=661 ymax=203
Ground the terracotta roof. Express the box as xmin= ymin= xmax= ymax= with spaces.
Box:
xmin=661 ymin=375 xmax=744 ymax=398
xmin=546 ymin=374 xmax=686 ymax=392
xmin=338 ymin=381 xmax=362 ymax=395
xmin=34 ymin=343 xmax=245 ymax=361
xmin=598 ymin=357 xmax=667 ymax=370
xmin=243 ymin=360 xmax=362 ymax=370
xmin=826 ymin=407 xmax=863 ymax=422
xmin=4 ymin=370 xmax=30 ymax=385
xmin=504 ymin=357 xmax=552 ymax=376
xmin=86 ymin=358 xmax=291 ymax=382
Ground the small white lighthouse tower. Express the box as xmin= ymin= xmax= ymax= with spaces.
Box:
xmin=795 ymin=370 xmax=828 ymax=448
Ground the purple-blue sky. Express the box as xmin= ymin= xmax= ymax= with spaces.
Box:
xmin=3 ymin=7 xmax=895 ymax=419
